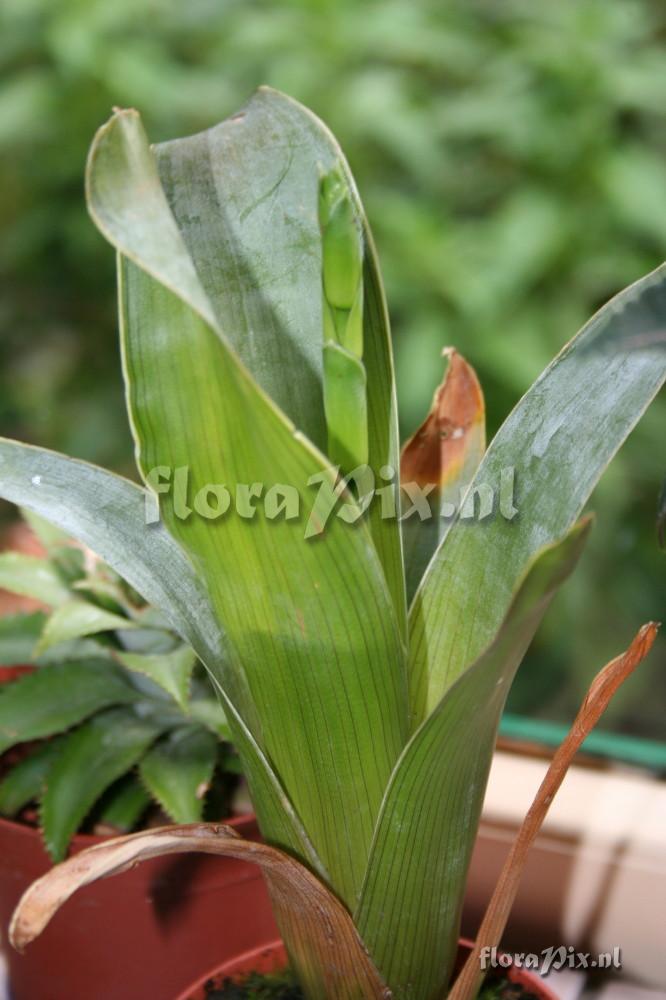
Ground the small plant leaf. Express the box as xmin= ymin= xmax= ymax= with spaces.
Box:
xmin=139 ymin=727 xmax=218 ymax=822
xmin=450 ymin=622 xmax=659 ymax=1000
xmin=0 ymin=659 xmax=138 ymax=754
xmin=10 ymin=823 xmax=390 ymax=1000
xmin=0 ymin=553 xmax=70 ymax=607
xmin=19 ymin=508 xmax=70 ymax=551
xmin=115 ymin=645 xmax=196 ymax=711
xmin=188 ymin=696 xmax=232 ymax=739
xmin=41 ymin=706 xmax=162 ymax=860
xmin=400 ymin=348 xmax=485 ymax=603
xmin=0 ymin=739 xmax=63 ymax=817
xmin=35 ymin=600 xmax=134 ymax=656
xmin=0 ymin=612 xmax=46 ymax=666
xmin=96 ymin=776 xmax=151 ymax=833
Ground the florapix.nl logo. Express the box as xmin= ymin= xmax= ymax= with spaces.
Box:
xmin=142 ymin=463 xmax=519 ymax=537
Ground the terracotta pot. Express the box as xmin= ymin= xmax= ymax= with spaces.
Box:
xmin=0 ymin=813 xmax=278 ymax=1000
xmin=175 ymin=937 xmax=559 ymax=1000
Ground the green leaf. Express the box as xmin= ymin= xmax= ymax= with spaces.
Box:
xmin=0 ymin=552 xmax=70 ymax=606
xmin=88 ymin=102 xmax=408 ymax=905
xmin=0 ymin=739 xmax=63 ymax=817
xmin=0 ymin=658 xmax=138 ymax=754
xmin=322 ymin=340 xmax=368 ymax=473
xmin=0 ymin=612 xmax=46 ymax=665
xmin=139 ymin=726 xmax=218 ymax=822
xmin=0 ymin=438 xmax=322 ymax=875
xmin=41 ymin=706 xmax=162 ymax=860
xmin=34 ymin=599 xmax=135 ymax=655
xmin=97 ymin=776 xmax=151 ymax=833
xmin=98 ymin=86 xmax=406 ymax=636
xmin=18 ymin=509 xmax=86 ymax=585
xmin=115 ymin=645 xmax=196 ymax=711
xmin=19 ymin=507 xmax=70 ymax=552
xmin=411 ymin=264 xmax=666 ymax=723
xmin=357 ymin=520 xmax=591 ymax=999
xmin=189 ymin=695 xmax=232 ymax=740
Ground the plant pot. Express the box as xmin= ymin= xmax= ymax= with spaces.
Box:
xmin=175 ymin=937 xmax=559 ymax=1000
xmin=0 ymin=813 xmax=278 ymax=1000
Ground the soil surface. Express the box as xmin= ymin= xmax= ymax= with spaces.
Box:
xmin=204 ymin=971 xmax=541 ymax=999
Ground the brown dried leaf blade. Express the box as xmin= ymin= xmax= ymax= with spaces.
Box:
xmin=449 ymin=622 xmax=659 ymax=1000
xmin=10 ymin=822 xmax=390 ymax=1000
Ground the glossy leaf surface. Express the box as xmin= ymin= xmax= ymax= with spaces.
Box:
xmin=357 ymin=520 xmax=591 ymax=999
xmin=41 ymin=706 xmax=162 ymax=860
xmin=0 ymin=659 xmax=137 ymax=754
xmin=411 ymin=264 xmax=666 ymax=721
xmin=88 ymin=103 xmax=407 ymax=905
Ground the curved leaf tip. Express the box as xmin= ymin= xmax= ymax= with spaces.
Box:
xmin=10 ymin=822 xmax=390 ymax=1000
xmin=400 ymin=347 xmax=485 ymax=491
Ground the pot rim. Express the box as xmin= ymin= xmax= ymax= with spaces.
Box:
xmin=174 ymin=935 xmax=561 ymax=1000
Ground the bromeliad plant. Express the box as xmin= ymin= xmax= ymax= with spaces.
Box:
xmin=0 ymin=512 xmax=238 ymax=860
xmin=0 ymin=89 xmax=664 ymax=999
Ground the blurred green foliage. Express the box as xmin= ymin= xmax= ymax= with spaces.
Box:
xmin=0 ymin=0 xmax=663 ymax=739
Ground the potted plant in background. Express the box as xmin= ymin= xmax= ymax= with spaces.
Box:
xmin=0 ymin=89 xmax=664 ymax=998
xmin=0 ymin=513 xmax=276 ymax=1000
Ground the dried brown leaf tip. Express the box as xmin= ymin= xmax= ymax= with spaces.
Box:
xmin=9 ymin=822 xmax=389 ymax=1000
xmin=400 ymin=348 xmax=485 ymax=492
xmin=449 ymin=621 xmax=659 ymax=1000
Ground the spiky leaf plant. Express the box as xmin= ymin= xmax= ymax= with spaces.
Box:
xmin=1 ymin=89 xmax=664 ymax=998
xmin=0 ymin=513 xmax=239 ymax=860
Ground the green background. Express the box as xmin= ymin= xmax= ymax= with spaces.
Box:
xmin=1 ymin=0 xmax=663 ymax=742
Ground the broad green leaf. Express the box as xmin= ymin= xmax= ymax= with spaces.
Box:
xmin=411 ymin=265 xmax=666 ymax=722
xmin=97 ymin=776 xmax=151 ymax=833
xmin=35 ymin=599 xmax=134 ymax=655
xmin=0 ymin=440 xmax=328 ymax=873
xmin=0 ymin=552 xmax=70 ymax=606
xmin=0 ymin=612 xmax=45 ymax=665
xmin=0 ymin=739 xmax=63 ymax=817
xmin=116 ymin=645 xmax=196 ymax=711
xmin=41 ymin=706 xmax=162 ymax=860
xmin=118 ymin=259 xmax=403 ymax=906
xmin=139 ymin=727 xmax=218 ymax=822
xmin=88 ymin=105 xmax=408 ymax=905
xmin=91 ymin=86 xmax=406 ymax=636
xmin=357 ymin=520 xmax=591 ymax=1000
xmin=400 ymin=349 xmax=485 ymax=604
xmin=0 ymin=659 xmax=137 ymax=754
